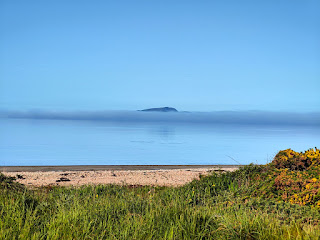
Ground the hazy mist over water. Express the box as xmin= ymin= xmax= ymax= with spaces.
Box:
xmin=0 ymin=111 xmax=319 ymax=166
xmin=1 ymin=110 xmax=320 ymax=126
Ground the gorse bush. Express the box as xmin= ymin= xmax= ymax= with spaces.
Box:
xmin=245 ymin=148 xmax=320 ymax=207
xmin=271 ymin=148 xmax=320 ymax=171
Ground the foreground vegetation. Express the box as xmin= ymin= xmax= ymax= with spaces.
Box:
xmin=1 ymin=148 xmax=320 ymax=239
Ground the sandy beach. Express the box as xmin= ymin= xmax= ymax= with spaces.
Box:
xmin=2 ymin=166 xmax=239 ymax=187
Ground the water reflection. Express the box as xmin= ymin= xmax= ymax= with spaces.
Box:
xmin=148 ymin=125 xmax=175 ymax=140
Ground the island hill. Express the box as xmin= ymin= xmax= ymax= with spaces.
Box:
xmin=139 ymin=107 xmax=178 ymax=112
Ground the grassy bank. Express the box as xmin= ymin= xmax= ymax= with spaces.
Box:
xmin=1 ymin=148 xmax=320 ymax=239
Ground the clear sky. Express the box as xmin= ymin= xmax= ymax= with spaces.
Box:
xmin=0 ymin=0 xmax=319 ymax=112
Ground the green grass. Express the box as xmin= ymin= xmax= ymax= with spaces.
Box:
xmin=1 ymin=164 xmax=320 ymax=239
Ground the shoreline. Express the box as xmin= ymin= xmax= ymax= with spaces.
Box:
xmin=0 ymin=164 xmax=243 ymax=172
xmin=1 ymin=165 xmax=240 ymax=187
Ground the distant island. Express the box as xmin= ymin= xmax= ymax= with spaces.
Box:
xmin=139 ymin=107 xmax=178 ymax=112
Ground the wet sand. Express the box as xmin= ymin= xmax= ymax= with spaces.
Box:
xmin=1 ymin=165 xmax=240 ymax=187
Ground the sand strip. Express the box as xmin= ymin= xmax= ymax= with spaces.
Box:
xmin=2 ymin=167 xmax=239 ymax=187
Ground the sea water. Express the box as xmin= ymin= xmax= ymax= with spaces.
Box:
xmin=0 ymin=118 xmax=319 ymax=166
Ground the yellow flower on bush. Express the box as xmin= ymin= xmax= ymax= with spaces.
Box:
xmin=312 ymin=178 xmax=317 ymax=183
xmin=271 ymin=148 xmax=320 ymax=170
xmin=306 ymin=184 xmax=311 ymax=190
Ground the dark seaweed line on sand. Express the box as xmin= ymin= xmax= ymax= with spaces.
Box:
xmin=0 ymin=165 xmax=242 ymax=172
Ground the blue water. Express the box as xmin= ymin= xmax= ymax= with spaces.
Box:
xmin=0 ymin=118 xmax=319 ymax=166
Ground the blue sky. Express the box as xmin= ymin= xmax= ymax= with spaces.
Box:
xmin=0 ymin=0 xmax=319 ymax=112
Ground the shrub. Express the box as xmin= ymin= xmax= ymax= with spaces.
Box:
xmin=0 ymin=172 xmax=25 ymax=191
xmin=271 ymin=148 xmax=320 ymax=171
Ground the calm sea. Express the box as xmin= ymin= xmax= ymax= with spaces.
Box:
xmin=0 ymin=118 xmax=319 ymax=166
